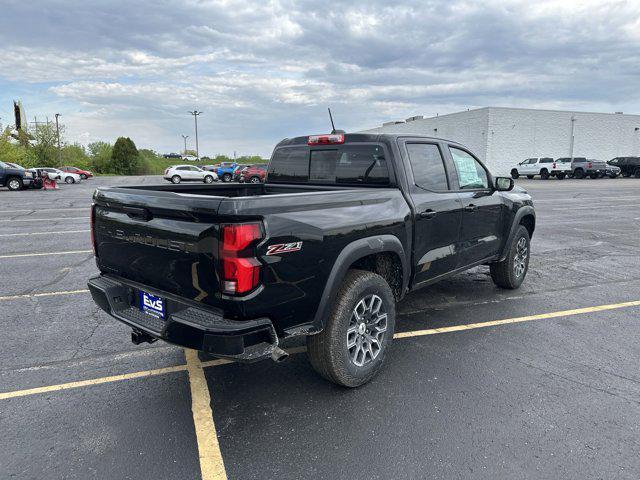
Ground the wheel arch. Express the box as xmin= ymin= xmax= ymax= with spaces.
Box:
xmin=498 ymin=206 xmax=535 ymax=262
xmin=312 ymin=235 xmax=409 ymax=331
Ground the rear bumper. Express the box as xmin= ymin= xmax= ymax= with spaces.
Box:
xmin=88 ymin=275 xmax=279 ymax=362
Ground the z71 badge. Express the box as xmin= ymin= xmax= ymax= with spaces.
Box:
xmin=266 ymin=241 xmax=303 ymax=256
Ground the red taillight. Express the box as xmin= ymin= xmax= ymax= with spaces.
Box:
xmin=90 ymin=204 xmax=97 ymax=257
xmin=552 ymin=162 xmax=556 ymax=169
xmin=588 ymin=162 xmax=592 ymax=168
xmin=219 ymin=223 xmax=263 ymax=295
xmin=308 ymin=133 xmax=344 ymax=145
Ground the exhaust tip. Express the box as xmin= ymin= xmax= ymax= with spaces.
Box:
xmin=271 ymin=346 xmax=289 ymax=363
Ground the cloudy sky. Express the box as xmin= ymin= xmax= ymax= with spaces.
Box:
xmin=1 ymin=0 xmax=639 ymax=157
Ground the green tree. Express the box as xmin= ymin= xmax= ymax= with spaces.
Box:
xmin=31 ymin=123 xmax=61 ymax=167
xmin=88 ymin=141 xmax=113 ymax=173
xmin=110 ymin=137 xmax=139 ymax=175
xmin=61 ymin=143 xmax=90 ymax=169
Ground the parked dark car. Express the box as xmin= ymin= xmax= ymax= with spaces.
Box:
xmin=88 ymin=133 xmax=535 ymax=387
xmin=0 ymin=160 xmax=34 ymax=190
xmin=608 ymin=157 xmax=640 ymax=177
xmin=163 ymin=153 xmax=182 ymax=159
xmin=239 ymin=164 xmax=267 ymax=183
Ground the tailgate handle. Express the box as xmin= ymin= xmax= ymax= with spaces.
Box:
xmin=123 ymin=206 xmax=152 ymax=221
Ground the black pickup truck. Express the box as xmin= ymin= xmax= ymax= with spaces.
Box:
xmin=88 ymin=133 xmax=535 ymax=387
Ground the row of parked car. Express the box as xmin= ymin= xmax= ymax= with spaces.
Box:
xmin=163 ymin=162 xmax=267 ymax=184
xmin=0 ymin=161 xmax=93 ymax=190
xmin=511 ymin=156 xmax=640 ymax=180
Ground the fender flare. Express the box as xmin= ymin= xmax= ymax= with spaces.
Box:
xmin=498 ymin=206 xmax=535 ymax=261
xmin=312 ymin=235 xmax=409 ymax=330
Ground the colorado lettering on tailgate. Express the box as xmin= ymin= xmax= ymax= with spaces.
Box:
xmin=100 ymin=226 xmax=197 ymax=253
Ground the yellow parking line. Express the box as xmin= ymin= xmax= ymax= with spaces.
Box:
xmin=0 ymin=289 xmax=90 ymax=302
xmin=393 ymin=300 xmax=640 ymax=338
xmin=1 ymin=299 xmax=639 ymax=402
xmin=0 ymin=365 xmax=187 ymax=401
xmin=0 ymin=250 xmax=92 ymax=259
xmin=185 ymin=349 xmax=228 ymax=480
xmin=0 ymin=230 xmax=90 ymax=237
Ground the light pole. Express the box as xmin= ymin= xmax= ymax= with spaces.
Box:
xmin=181 ymin=135 xmax=189 ymax=156
xmin=188 ymin=110 xmax=202 ymax=160
xmin=569 ymin=115 xmax=576 ymax=160
xmin=55 ymin=113 xmax=62 ymax=164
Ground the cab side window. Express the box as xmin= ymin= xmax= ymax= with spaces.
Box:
xmin=449 ymin=147 xmax=489 ymax=190
xmin=406 ymin=143 xmax=449 ymax=191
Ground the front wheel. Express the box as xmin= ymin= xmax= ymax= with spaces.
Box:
xmin=540 ymin=169 xmax=550 ymax=180
xmin=307 ymin=269 xmax=396 ymax=387
xmin=203 ymin=175 xmax=214 ymax=184
xmin=511 ymin=169 xmax=519 ymax=179
xmin=635 ymin=168 xmax=640 ymax=178
xmin=222 ymin=173 xmax=232 ymax=182
xmin=65 ymin=176 xmax=75 ymax=184
xmin=7 ymin=177 xmax=23 ymax=191
xmin=490 ymin=225 xmax=530 ymax=289
xmin=249 ymin=176 xmax=261 ymax=184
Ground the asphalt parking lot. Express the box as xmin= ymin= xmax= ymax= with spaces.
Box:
xmin=1 ymin=176 xmax=640 ymax=479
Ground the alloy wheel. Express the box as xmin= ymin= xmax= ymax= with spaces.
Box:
xmin=514 ymin=237 xmax=528 ymax=278
xmin=346 ymin=294 xmax=388 ymax=367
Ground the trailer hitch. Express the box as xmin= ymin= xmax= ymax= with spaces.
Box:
xmin=131 ymin=329 xmax=157 ymax=345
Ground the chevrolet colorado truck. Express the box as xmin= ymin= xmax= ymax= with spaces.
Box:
xmin=88 ymin=133 xmax=535 ymax=387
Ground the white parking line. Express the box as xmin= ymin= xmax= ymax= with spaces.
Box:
xmin=10 ymin=217 xmax=89 ymax=223
xmin=0 ymin=230 xmax=90 ymax=237
xmin=0 ymin=250 xmax=92 ymax=259
xmin=0 ymin=289 xmax=90 ymax=302
xmin=0 ymin=207 xmax=88 ymax=214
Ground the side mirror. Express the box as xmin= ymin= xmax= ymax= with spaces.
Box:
xmin=495 ymin=177 xmax=514 ymax=191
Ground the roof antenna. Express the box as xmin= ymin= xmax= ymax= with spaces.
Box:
xmin=328 ymin=108 xmax=345 ymax=134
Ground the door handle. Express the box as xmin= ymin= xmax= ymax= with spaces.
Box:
xmin=464 ymin=204 xmax=477 ymax=212
xmin=418 ymin=209 xmax=437 ymax=219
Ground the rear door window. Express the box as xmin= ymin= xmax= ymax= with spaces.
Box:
xmin=406 ymin=143 xmax=449 ymax=191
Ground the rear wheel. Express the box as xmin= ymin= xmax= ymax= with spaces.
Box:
xmin=65 ymin=176 xmax=75 ymax=184
xmin=574 ymin=168 xmax=585 ymax=179
xmin=635 ymin=168 xmax=640 ymax=178
xmin=490 ymin=225 xmax=530 ymax=289
xmin=510 ymin=169 xmax=519 ymax=179
xmin=249 ymin=176 xmax=260 ymax=184
xmin=171 ymin=175 xmax=181 ymax=184
xmin=556 ymin=172 xmax=566 ymax=180
xmin=307 ymin=269 xmax=396 ymax=387
xmin=7 ymin=177 xmax=23 ymax=191
xmin=222 ymin=173 xmax=232 ymax=182
xmin=540 ymin=169 xmax=550 ymax=180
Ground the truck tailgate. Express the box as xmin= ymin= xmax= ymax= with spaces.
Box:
xmin=93 ymin=188 xmax=226 ymax=305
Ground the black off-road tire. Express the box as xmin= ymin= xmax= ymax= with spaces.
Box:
xmin=540 ymin=169 xmax=550 ymax=180
xmin=574 ymin=169 xmax=585 ymax=179
xmin=490 ymin=225 xmax=530 ymax=289
xmin=307 ymin=269 xmax=396 ymax=388
xmin=635 ymin=168 xmax=640 ymax=178
xmin=511 ymin=169 xmax=519 ymax=179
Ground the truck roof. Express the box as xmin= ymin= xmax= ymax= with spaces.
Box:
xmin=275 ymin=133 xmax=461 ymax=148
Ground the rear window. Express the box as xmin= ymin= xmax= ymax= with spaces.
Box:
xmin=269 ymin=145 xmax=389 ymax=185
xmin=540 ymin=158 xmax=553 ymax=163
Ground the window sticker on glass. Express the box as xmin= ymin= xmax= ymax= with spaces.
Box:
xmin=450 ymin=147 xmax=488 ymax=189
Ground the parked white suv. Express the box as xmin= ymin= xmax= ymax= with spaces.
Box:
xmin=510 ymin=157 xmax=570 ymax=180
xmin=163 ymin=165 xmax=218 ymax=184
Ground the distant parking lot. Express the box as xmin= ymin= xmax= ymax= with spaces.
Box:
xmin=1 ymin=176 xmax=640 ymax=479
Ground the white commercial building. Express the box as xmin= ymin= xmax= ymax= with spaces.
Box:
xmin=363 ymin=107 xmax=640 ymax=175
